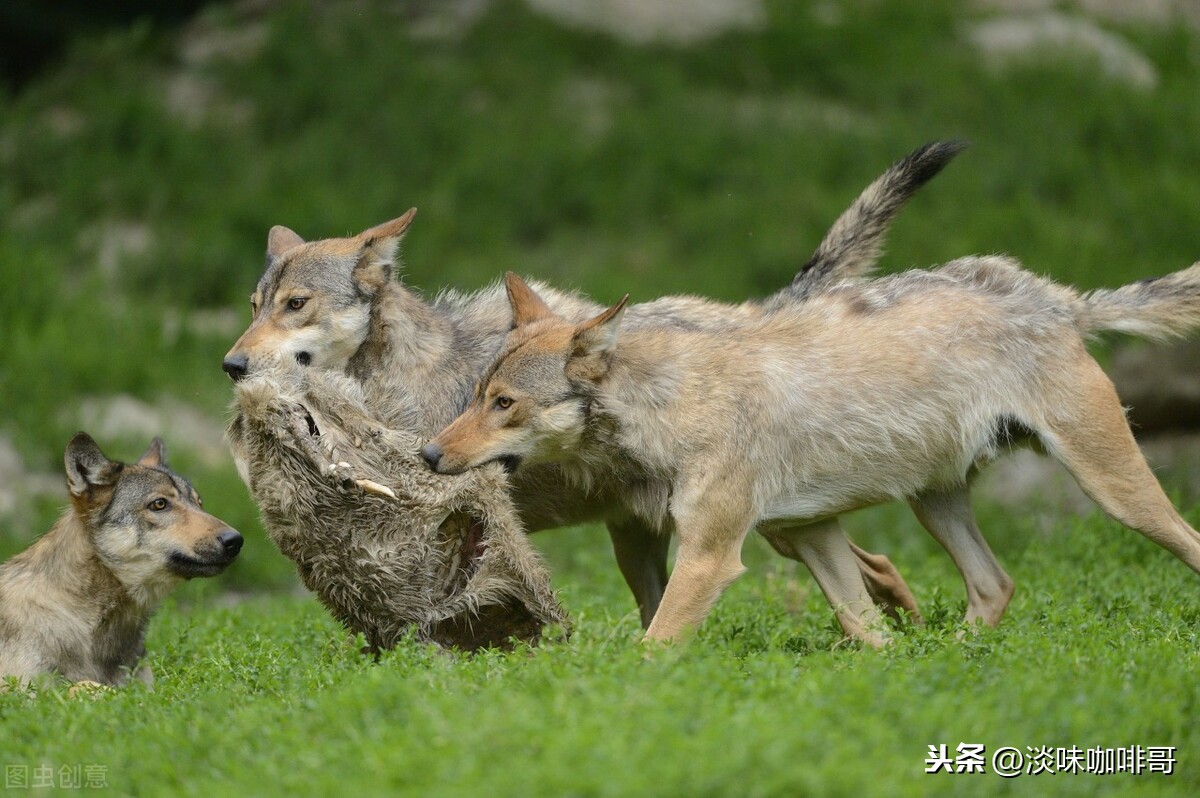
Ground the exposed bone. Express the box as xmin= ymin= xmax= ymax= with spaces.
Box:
xmin=443 ymin=548 xmax=462 ymax=594
xmin=355 ymin=479 xmax=397 ymax=499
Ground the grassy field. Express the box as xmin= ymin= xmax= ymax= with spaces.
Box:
xmin=3 ymin=513 xmax=1199 ymax=795
xmin=2 ymin=0 xmax=1200 ymax=794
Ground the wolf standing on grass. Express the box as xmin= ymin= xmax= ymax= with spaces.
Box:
xmin=221 ymin=143 xmax=967 ymax=628
xmin=0 ymin=434 xmax=243 ymax=686
xmin=423 ymin=257 xmax=1200 ymax=646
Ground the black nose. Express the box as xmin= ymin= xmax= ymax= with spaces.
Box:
xmin=223 ymin=354 xmax=248 ymax=382
xmin=420 ymin=442 xmax=443 ymax=470
xmin=217 ymin=528 xmax=244 ymax=557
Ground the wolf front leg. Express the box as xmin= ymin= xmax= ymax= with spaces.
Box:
xmin=643 ymin=484 xmax=754 ymax=643
xmin=607 ymin=517 xmax=671 ymax=629
xmin=909 ymin=486 xmax=1013 ymax=629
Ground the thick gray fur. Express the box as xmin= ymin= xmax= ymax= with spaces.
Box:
xmin=226 ymin=359 xmax=567 ymax=651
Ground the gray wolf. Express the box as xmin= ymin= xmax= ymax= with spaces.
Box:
xmin=226 ymin=358 xmax=567 ymax=652
xmin=423 ymin=260 xmax=1200 ymax=646
xmin=223 ymin=142 xmax=965 ymax=627
xmin=0 ymin=433 xmax=242 ymax=686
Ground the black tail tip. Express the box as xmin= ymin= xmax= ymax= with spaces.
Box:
xmin=901 ymin=139 xmax=971 ymax=185
xmin=913 ymin=139 xmax=971 ymax=159
xmin=897 ymin=138 xmax=969 ymax=189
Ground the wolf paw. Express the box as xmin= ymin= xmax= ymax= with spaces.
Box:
xmin=67 ymin=680 xmax=111 ymax=699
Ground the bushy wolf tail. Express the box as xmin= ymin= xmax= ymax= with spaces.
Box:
xmin=786 ymin=140 xmax=969 ymax=301
xmin=1078 ymin=263 xmax=1200 ymax=340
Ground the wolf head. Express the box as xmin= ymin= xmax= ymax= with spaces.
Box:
xmin=222 ymin=209 xmax=417 ymax=382
xmin=65 ymin=433 xmax=243 ymax=604
xmin=422 ymin=272 xmax=627 ymax=475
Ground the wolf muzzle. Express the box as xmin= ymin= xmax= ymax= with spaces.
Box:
xmin=168 ymin=527 xmax=244 ymax=578
xmin=420 ymin=442 xmax=443 ymax=470
xmin=223 ymin=354 xmax=249 ymax=382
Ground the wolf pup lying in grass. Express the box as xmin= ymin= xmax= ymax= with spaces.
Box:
xmin=0 ymin=433 xmax=242 ymax=686
xmin=221 ymin=143 xmax=966 ymax=628
xmin=423 ymin=260 xmax=1200 ymax=646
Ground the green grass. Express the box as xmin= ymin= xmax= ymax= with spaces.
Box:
xmin=2 ymin=0 xmax=1200 ymax=794
xmin=3 ymin=510 xmax=1199 ymax=795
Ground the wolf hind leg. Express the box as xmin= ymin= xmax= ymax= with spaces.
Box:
xmin=847 ymin=540 xmax=923 ymax=624
xmin=761 ymin=519 xmax=890 ymax=648
xmin=607 ymin=518 xmax=671 ymax=629
xmin=908 ymin=486 xmax=1014 ymax=628
xmin=1040 ymin=361 xmax=1200 ymax=573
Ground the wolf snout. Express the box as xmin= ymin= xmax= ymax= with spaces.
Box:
xmin=222 ymin=354 xmax=249 ymax=382
xmin=167 ymin=527 xmax=243 ymax=578
xmin=217 ymin=528 xmax=244 ymax=558
xmin=420 ymin=442 xmax=443 ymax=471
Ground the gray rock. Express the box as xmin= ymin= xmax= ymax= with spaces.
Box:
xmin=1110 ymin=340 xmax=1200 ymax=435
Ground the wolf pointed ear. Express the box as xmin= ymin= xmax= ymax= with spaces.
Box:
xmin=137 ymin=437 xmax=168 ymax=468
xmin=64 ymin=433 xmax=121 ymax=499
xmin=267 ymin=225 xmax=305 ymax=259
xmin=505 ymin=272 xmax=554 ymax=328
xmin=567 ymin=295 xmax=628 ymax=382
xmin=354 ymin=208 xmax=418 ymax=292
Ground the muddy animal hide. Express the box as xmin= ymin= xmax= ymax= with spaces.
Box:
xmin=226 ymin=362 xmax=567 ymax=651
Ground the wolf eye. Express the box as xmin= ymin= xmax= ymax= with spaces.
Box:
xmin=287 ymin=297 xmax=308 ymax=311
xmin=148 ymin=498 xmax=169 ymax=512
xmin=495 ymin=396 xmax=514 ymax=410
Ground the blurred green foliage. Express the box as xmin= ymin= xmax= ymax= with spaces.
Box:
xmin=2 ymin=2 xmax=1200 ymax=793
xmin=3 ymin=515 xmax=1200 ymax=795
xmin=1 ymin=0 xmax=1198 ymax=577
